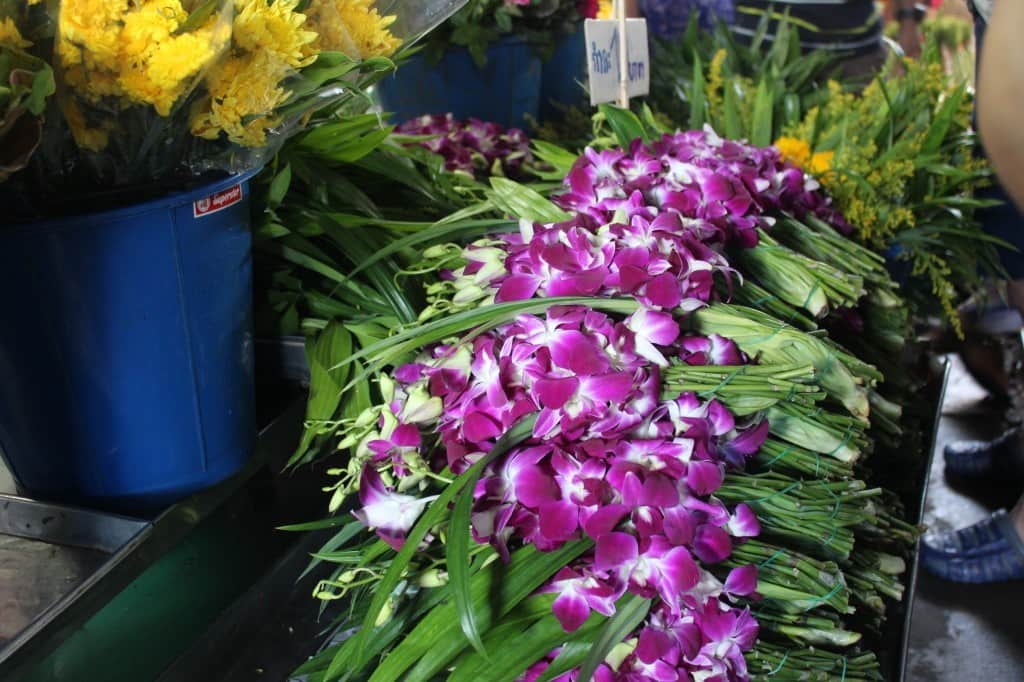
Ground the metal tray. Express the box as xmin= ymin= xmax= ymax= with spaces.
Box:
xmin=889 ymin=355 xmax=951 ymax=681
xmin=0 ymin=497 xmax=150 ymax=651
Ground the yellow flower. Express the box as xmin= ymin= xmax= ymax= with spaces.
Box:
xmin=234 ymin=0 xmax=318 ymax=68
xmin=191 ymin=50 xmax=291 ymax=146
xmin=597 ymin=0 xmax=613 ymax=19
xmin=0 ymin=17 xmax=31 ymax=49
xmin=304 ymin=0 xmax=401 ymax=59
xmin=809 ymin=150 xmax=834 ymax=174
xmin=774 ymin=136 xmax=812 ymax=168
xmin=58 ymin=0 xmax=230 ymax=116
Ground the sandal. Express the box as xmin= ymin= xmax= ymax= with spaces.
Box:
xmin=922 ymin=510 xmax=1024 ymax=583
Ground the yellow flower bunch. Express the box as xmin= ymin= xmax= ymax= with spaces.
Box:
xmin=305 ymin=0 xmax=402 ymax=60
xmin=191 ymin=0 xmax=317 ymax=147
xmin=192 ymin=0 xmax=401 ymax=147
xmin=774 ymin=136 xmax=833 ymax=175
xmin=58 ymin=0 xmax=230 ymax=120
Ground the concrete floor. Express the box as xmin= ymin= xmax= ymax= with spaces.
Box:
xmin=906 ymin=355 xmax=1024 ymax=681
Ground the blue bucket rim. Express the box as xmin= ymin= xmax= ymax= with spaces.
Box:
xmin=12 ymin=166 xmax=263 ymax=231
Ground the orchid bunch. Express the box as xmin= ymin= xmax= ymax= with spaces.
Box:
xmin=271 ymin=109 xmax=921 ymax=682
xmin=329 ymin=305 xmax=768 ymax=680
xmin=396 ymin=114 xmax=536 ymax=181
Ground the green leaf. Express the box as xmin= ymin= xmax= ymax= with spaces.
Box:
xmin=267 ymin=163 xmax=292 ymax=209
xmin=374 ymin=540 xmax=593 ymax=682
xmin=448 ymin=604 xmax=607 ymax=682
xmin=176 ymin=0 xmax=221 ymax=34
xmin=688 ymin=52 xmax=706 ymax=131
xmin=750 ymin=79 xmax=774 ymax=147
xmin=298 ymin=521 xmax=370 ymax=580
xmin=535 ymin=641 xmax=594 ymax=682
xmin=723 ymin=81 xmax=742 ymax=140
xmin=487 ymin=177 xmax=571 ymax=223
xmin=338 ymin=416 xmax=540 ymax=680
xmin=599 ymin=104 xmax=648 ymax=147
xmin=291 ymin=323 xmax=353 ymax=464
xmin=532 ymin=140 xmax=580 ymax=178
xmin=577 ymin=594 xmax=652 ymax=682
xmin=449 ymin=469 xmax=489 ymax=657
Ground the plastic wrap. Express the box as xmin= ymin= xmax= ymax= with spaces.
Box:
xmin=4 ymin=0 xmax=470 ymax=216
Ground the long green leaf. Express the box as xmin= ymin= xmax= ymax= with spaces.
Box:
xmin=449 ymin=469 xmax=489 ymax=657
xmin=448 ymin=605 xmax=607 ymax=682
xmin=378 ymin=540 xmax=593 ymax=682
xmin=488 ymin=177 xmax=571 ymax=223
xmin=292 ymin=323 xmax=353 ymax=463
xmin=577 ymin=594 xmax=651 ymax=682
xmin=751 ymin=79 xmax=774 ymax=147
xmin=337 ymin=415 xmax=539 ymax=679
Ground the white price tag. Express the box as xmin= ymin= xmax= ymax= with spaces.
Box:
xmin=584 ymin=18 xmax=650 ymax=107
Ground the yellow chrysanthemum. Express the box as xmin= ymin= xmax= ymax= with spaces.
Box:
xmin=58 ymin=0 xmax=230 ymax=116
xmin=773 ymin=136 xmax=812 ymax=168
xmin=191 ymin=50 xmax=291 ymax=146
xmin=234 ymin=0 xmax=318 ymax=68
xmin=0 ymin=17 xmax=31 ymax=49
xmin=304 ymin=0 xmax=401 ymax=59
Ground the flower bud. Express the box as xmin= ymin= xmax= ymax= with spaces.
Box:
xmin=416 ymin=569 xmax=449 ymax=588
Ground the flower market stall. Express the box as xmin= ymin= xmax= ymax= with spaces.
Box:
xmin=0 ymin=1 xmax=1005 ymax=680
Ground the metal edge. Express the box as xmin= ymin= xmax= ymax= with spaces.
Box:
xmin=0 ymin=494 xmax=149 ymax=553
xmin=0 ymin=398 xmax=306 ymax=675
xmin=898 ymin=355 xmax=952 ymax=682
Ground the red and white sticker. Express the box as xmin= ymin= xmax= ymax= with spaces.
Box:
xmin=193 ymin=184 xmax=243 ymax=218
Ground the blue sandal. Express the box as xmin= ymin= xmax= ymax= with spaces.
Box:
xmin=922 ymin=510 xmax=1024 ymax=583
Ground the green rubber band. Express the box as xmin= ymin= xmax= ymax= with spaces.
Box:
xmin=759 ymin=548 xmax=787 ymax=570
xmin=698 ymin=366 xmax=747 ymax=399
xmin=765 ymin=652 xmax=790 ymax=676
xmin=807 ymin=581 xmax=843 ymax=607
xmin=766 ymin=446 xmax=794 ymax=467
xmin=752 ymin=482 xmax=802 ymax=504
xmin=841 ymin=655 xmax=848 ymax=682
xmin=828 ymin=426 xmax=856 ymax=458
xmin=817 ymin=480 xmax=843 ymax=520
xmin=802 ymin=282 xmax=823 ymax=310
xmin=822 ymin=524 xmax=840 ymax=548
xmin=753 ymin=295 xmax=778 ymax=305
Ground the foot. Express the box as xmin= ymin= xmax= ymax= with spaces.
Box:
xmin=922 ymin=510 xmax=1024 ymax=583
xmin=943 ymin=427 xmax=1024 ymax=479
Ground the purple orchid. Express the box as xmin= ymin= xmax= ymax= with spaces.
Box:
xmin=543 ymin=566 xmax=622 ymax=632
xmin=397 ymin=114 xmax=535 ymax=181
xmin=352 ymin=467 xmax=438 ymax=550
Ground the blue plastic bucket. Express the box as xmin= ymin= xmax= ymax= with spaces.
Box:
xmin=0 ymin=172 xmax=257 ymax=512
xmin=376 ymin=36 xmax=542 ymax=128
xmin=539 ymin=30 xmax=588 ymax=121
